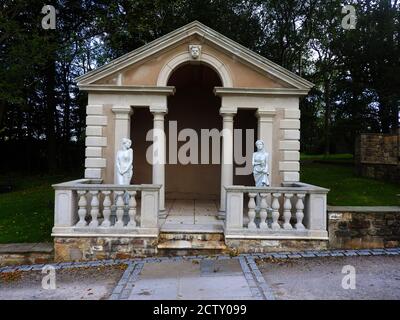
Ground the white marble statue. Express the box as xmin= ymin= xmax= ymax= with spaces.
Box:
xmin=116 ymin=138 xmax=133 ymax=185
xmin=252 ymin=140 xmax=270 ymax=187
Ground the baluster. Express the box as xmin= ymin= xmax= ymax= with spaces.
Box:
xmin=259 ymin=193 xmax=269 ymax=229
xmin=271 ymin=193 xmax=282 ymax=230
xmin=295 ymin=193 xmax=306 ymax=230
xmin=283 ymin=193 xmax=294 ymax=230
xmin=76 ymin=190 xmax=88 ymax=227
xmin=101 ymin=191 xmax=112 ymax=227
xmin=127 ymin=191 xmax=137 ymax=228
xmin=114 ymin=191 xmax=125 ymax=228
xmin=88 ymin=191 xmax=99 ymax=227
xmin=247 ymin=193 xmax=257 ymax=229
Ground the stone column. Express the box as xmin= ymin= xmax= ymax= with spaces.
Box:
xmin=112 ymin=105 xmax=133 ymax=183
xmin=150 ymin=107 xmax=167 ymax=215
xmin=219 ymin=109 xmax=236 ymax=214
xmin=256 ymin=110 xmax=275 ymax=185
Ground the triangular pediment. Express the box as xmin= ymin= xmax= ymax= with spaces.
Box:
xmin=76 ymin=21 xmax=313 ymax=92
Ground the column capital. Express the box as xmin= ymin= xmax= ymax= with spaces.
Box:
xmin=153 ymin=113 xmax=166 ymax=122
xmin=220 ymin=106 xmax=237 ymax=117
xmin=256 ymin=109 xmax=275 ymax=123
xmin=112 ymin=105 xmax=133 ymax=119
xmin=150 ymin=105 xmax=168 ymax=114
xmin=256 ymin=109 xmax=276 ymax=118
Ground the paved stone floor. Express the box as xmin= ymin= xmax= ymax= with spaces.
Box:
xmin=126 ymin=259 xmax=253 ymax=300
xmin=160 ymin=199 xmax=223 ymax=232
xmin=1 ymin=249 xmax=400 ymax=300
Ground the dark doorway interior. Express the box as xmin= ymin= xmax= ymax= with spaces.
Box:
xmin=233 ymin=109 xmax=258 ymax=186
xmin=130 ymin=108 xmax=153 ymax=185
xmin=166 ymin=63 xmax=222 ymax=200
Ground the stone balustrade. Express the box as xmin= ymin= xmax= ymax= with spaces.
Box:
xmin=224 ymin=182 xmax=329 ymax=240
xmin=52 ymin=179 xmax=161 ymax=237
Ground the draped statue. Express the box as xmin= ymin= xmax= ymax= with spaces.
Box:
xmin=252 ymin=140 xmax=270 ymax=187
xmin=116 ymin=138 xmax=133 ymax=185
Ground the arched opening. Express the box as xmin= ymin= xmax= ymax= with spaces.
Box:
xmin=165 ymin=63 xmax=222 ymax=202
xmin=157 ymin=52 xmax=233 ymax=87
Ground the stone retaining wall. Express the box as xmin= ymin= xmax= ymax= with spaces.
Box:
xmin=54 ymin=237 xmax=158 ymax=262
xmin=0 ymin=243 xmax=53 ymax=266
xmin=355 ymin=132 xmax=400 ymax=182
xmin=328 ymin=206 xmax=400 ymax=249
xmin=225 ymin=239 xmax=328 ymax=253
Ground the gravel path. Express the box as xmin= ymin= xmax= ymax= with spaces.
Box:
xmin=0 ymin=265 xmax=126 ymax=300
xmin=258 ymin=255 xmax=400 ymax=300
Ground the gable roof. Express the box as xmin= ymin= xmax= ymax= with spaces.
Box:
xmin=76 ymin=21 xmax=314 ymax=90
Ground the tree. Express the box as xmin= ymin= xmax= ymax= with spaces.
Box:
xmin=0 ymin=0 xmax=399 ymax=173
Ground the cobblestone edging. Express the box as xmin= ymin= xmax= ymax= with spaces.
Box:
xmin=109 ymin=262 xmax=144 ymax=300
xmin=239 ymin=257 xmax=264 ymax=300
xmin=239 ymin=256 xmax=276 ymax=300
xmin=1 ymin=248 xmax=399 ymax=274
xmin=245 ymin=256 xmax=276 ymax=300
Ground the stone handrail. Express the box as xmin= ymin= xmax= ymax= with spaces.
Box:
xmin=52 ymin=179 xmax=161 ymax=237
xmin=224 ymin=183 xmax=329 ymax=240
xmin=225 ymin=184 xmax=329 ymax=194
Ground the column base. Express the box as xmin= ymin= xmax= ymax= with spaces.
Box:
xmin=159 ymin=210 xmax=167 ymax=219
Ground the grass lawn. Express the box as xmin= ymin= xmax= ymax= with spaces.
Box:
xmin=0 ymin=173 xmax=79 ymax=244
xmin=300 ymin=153 xmax=354 ymax=161
xmin=301 ymin=154 xmax=400 ymax=206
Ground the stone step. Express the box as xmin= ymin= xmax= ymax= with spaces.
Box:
xmin=0 ymin=243 xmax=54 ymax=266
xmin=157 ymin=232 xmax=226 ymax=251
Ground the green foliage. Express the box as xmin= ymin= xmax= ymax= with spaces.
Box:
xmin=0 ymin=0 xmax=399 ymax=167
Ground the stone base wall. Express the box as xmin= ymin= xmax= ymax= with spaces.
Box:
xmin=328 ymin=208 xmax=400 ymax=249
xmin=54 ymin=237 xmax=158 ymax=262
xmin=50 ymin=208 xmax=400 ymax=261
xmin=225 ymin=239 xmax=328 ymax=253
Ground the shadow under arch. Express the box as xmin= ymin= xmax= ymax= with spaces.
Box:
xmin=165 ymin=63 xmax=223 ymax=200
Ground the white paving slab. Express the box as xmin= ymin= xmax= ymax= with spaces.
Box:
xmin=161 ymin=199 xmax=221 ymax=230
xmin=178 ymin=275 xmax=252 ymax=300
xmin=128 ymin=260 xmax=254 ymax=300
xmin=168 ymin=200 xmax=195 ymax=216
xmin=194 ymin=215 xmax=220 ymax=224
xmin=194 ymin=199 xmax=219 ymax=216
xmin=160 ymin=223 xmax=224 ymax=233
xmin=165 ymin=216 xmax=195 ymax=224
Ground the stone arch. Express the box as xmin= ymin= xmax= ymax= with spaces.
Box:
xmin=157 ymin=52 xmax=233 ymax=87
